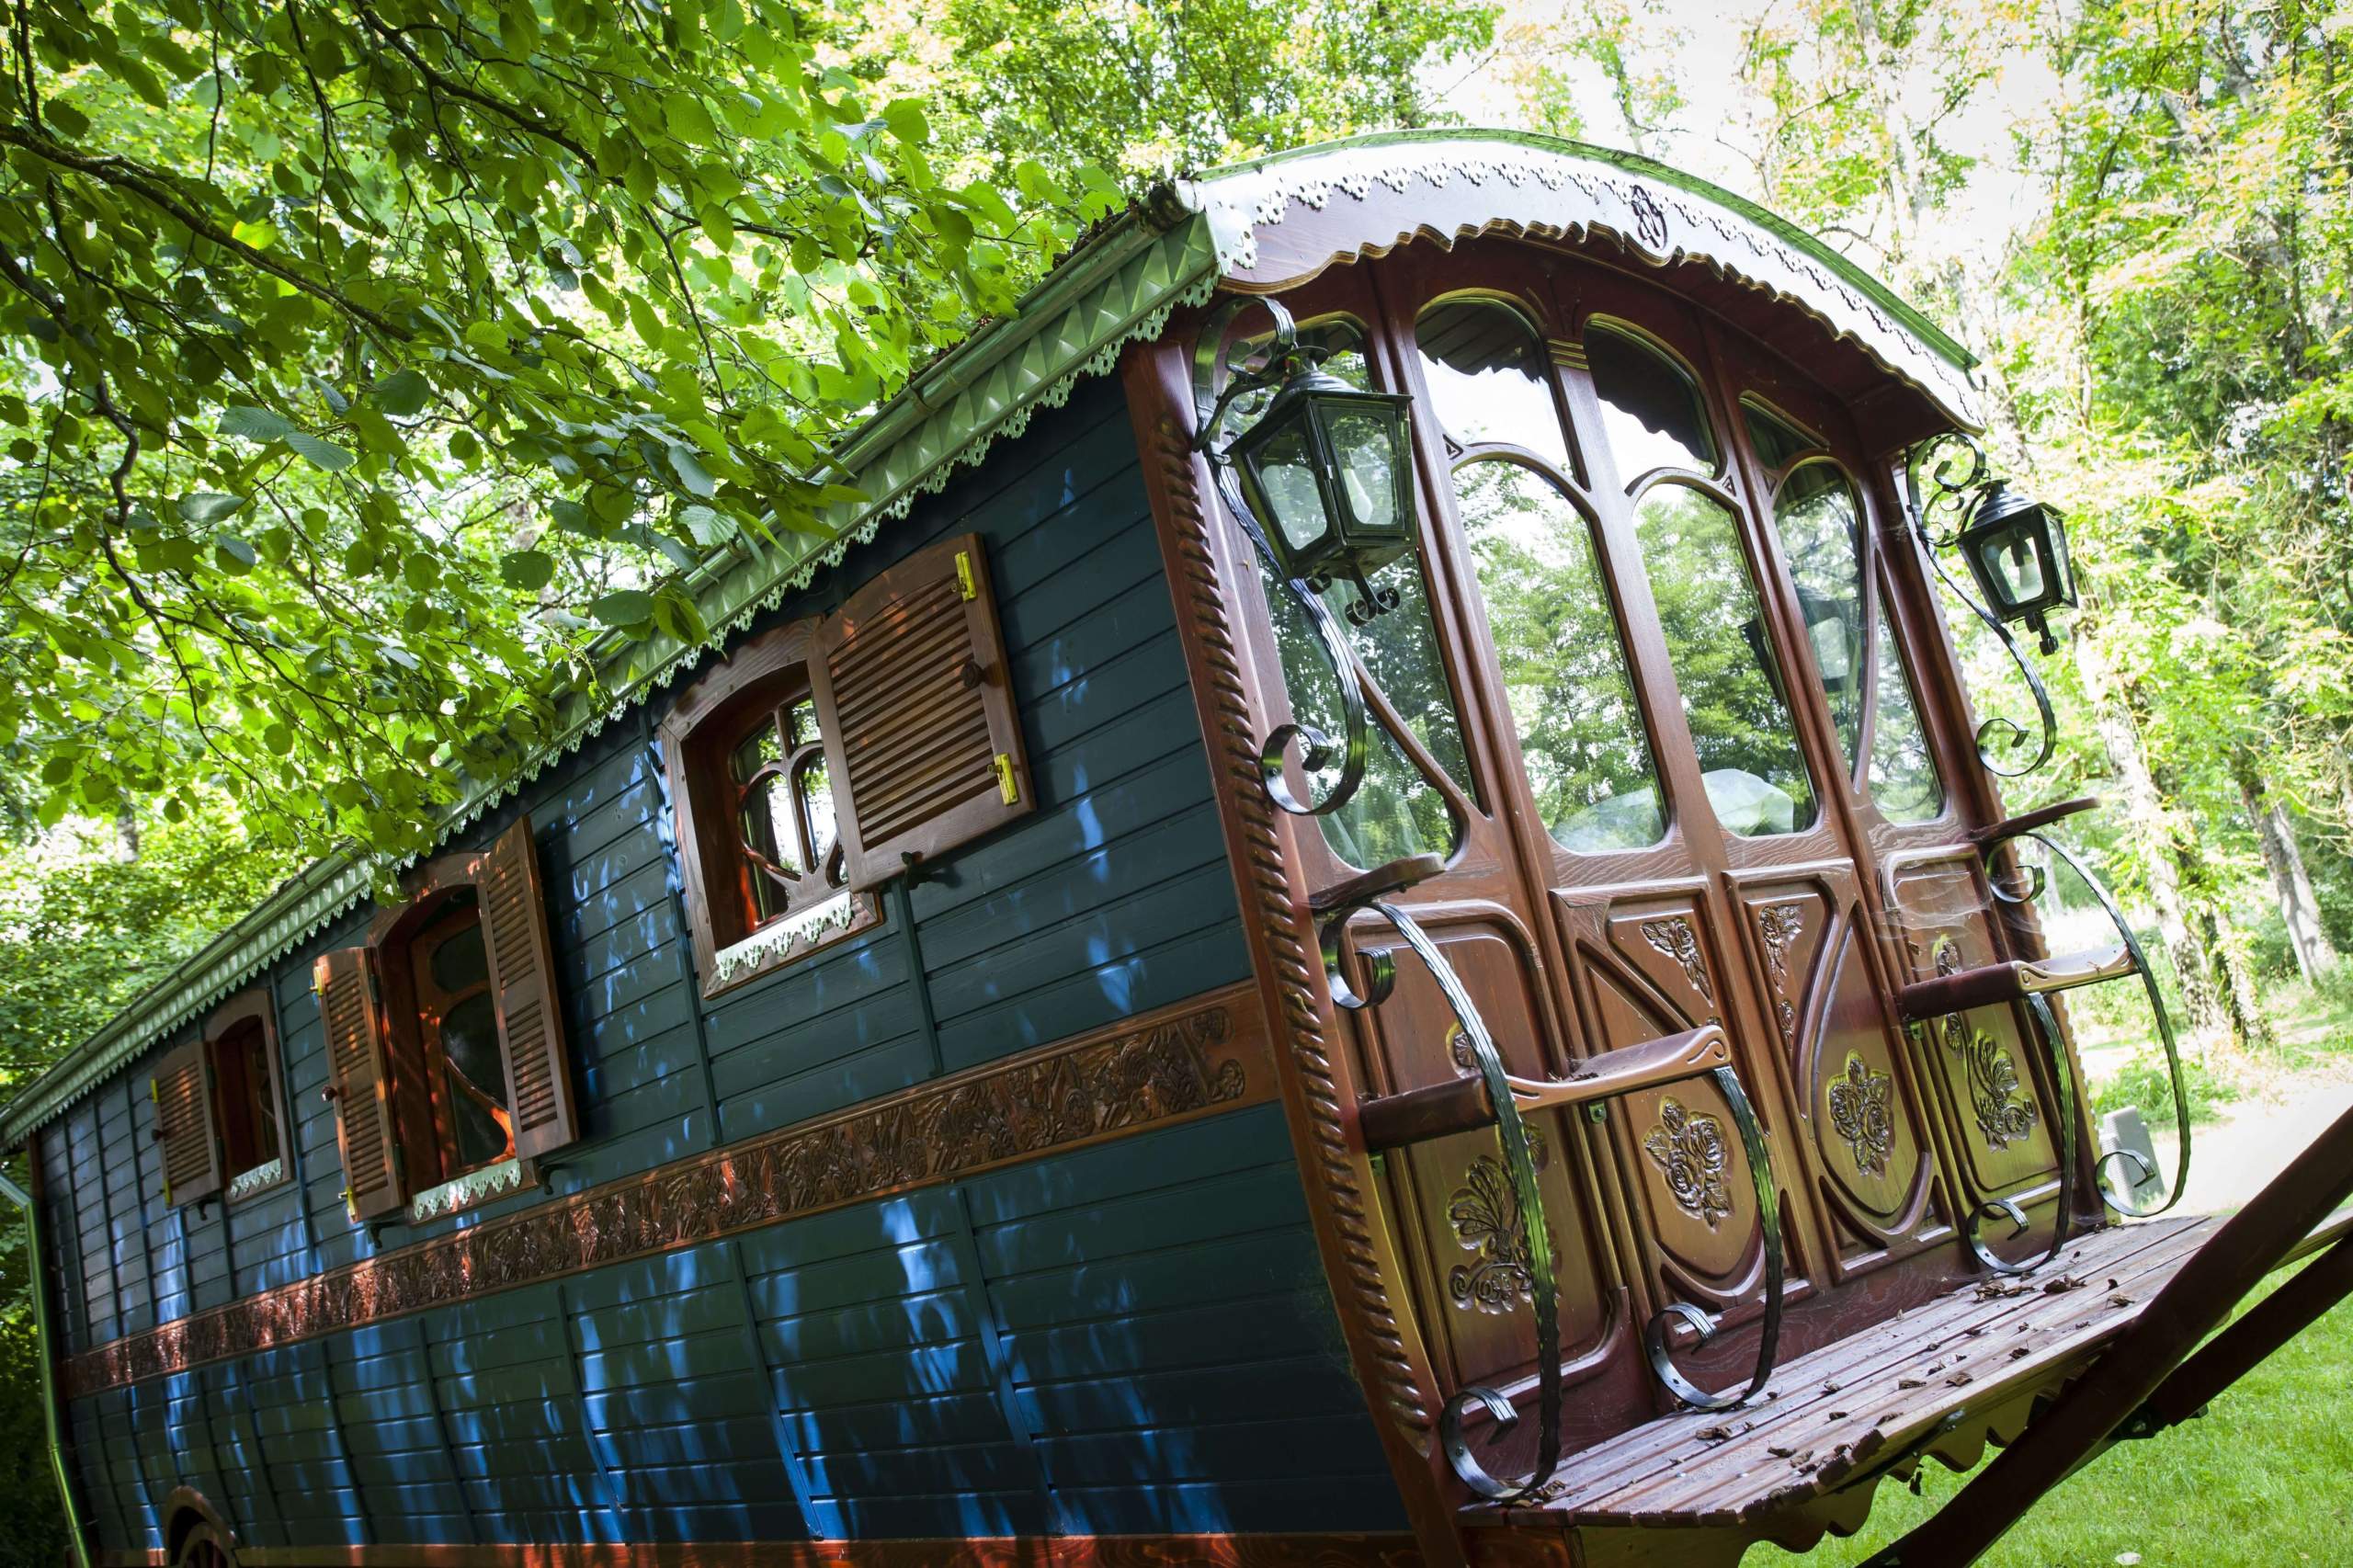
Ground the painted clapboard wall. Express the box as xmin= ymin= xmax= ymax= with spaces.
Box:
xmin=35 ymin=390 xmax=1408 ymax=1556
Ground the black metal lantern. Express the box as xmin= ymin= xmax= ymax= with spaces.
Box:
xmin=1957 ymin=482 xmax=2075 ymax=653
xmin=1225 ymin=352 xmax=1417 ymax=619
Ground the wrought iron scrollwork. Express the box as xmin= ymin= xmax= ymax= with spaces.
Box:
xmin=1901 ymin=436 xmax=2057 ymax=778
xmin=1313 ymin=894 xmax=1562 ymax=1503
xmin=1961 ymin=991 xmax=2078 ymax=1277
xmin=1984 ymin=827 xmax=2190 ymax=1219
xmin=1641 ymin=1064 xmax=1786 ymax=1411
xmin=1192 ymin=295 xmax=1373 ymax=820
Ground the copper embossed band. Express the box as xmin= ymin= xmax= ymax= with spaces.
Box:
xmin=61 ymin=985 xmax=1270 ymax=1398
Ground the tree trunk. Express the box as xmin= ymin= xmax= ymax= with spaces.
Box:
xmin=2236 ymin=757 xmax=2342 ymax=985
xmin=2076 ymin=635 xmax=2225 ymax=1042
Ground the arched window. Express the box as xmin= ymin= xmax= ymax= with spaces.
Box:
xmin=660 ymin=531 xmax=1030 ymax=993
xmin=1586 ymin=321 xmax=1819 ymax=838
xmin=1416 ymin=297 xmax=1665 ymax=852
xmin=663 ymin=617 xmax=880 ymax=991
xmin=312 ymin=815 xmax=581 ymax=1224
xmin=149 ymin=990 xmax=289 ymax=1210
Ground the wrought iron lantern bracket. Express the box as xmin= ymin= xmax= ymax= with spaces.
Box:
xmin=1900 ymin=436 xmax=2061 ymax=779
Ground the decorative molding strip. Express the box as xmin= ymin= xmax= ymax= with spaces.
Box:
xmin=60 ymin=986 xmax=1269 ymax=1399
xmin=1185 ymin=131 xmax=1982 ymax=429
xmin=1140 ymin=409 xmax=1430 ymax=1435
xmin=104 ymin=1533 xmax=1427 ymax=1568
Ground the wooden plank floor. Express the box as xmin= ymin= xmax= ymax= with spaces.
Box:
xmin=1493 ymin=1216 xmax=2228 ymax=1532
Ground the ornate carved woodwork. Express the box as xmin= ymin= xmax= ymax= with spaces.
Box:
xmin=58 ymin=985 xmax=1270 ymax=1399
xmin=1446 ymin=1133 xmax=1554 ymax=1313
xmin=1827 ymin=1055 xmax=1896 ymax=1178
xmin=1642 ymin=1098 xmax=1734 ymax=1229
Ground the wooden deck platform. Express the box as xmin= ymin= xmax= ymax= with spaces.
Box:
xmin=1469 ymin=1211 xmax=2352 ymax=1568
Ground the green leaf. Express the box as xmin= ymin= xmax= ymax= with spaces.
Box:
xmin=666 ymin=95 xmax=720 ymax=145
xmin=667 ymin=444 xmax=718 ymax=497
xmin=882 ymin=99 xmax=929 ymax=144
xmin=284 ymin=432 xmax=357 ymax=472
xmin=589 ymin=588 xmax=654 ymax=626
xmin=677 ymin=504 xmax=733 ymax=547
xmin=213 ymin=534 xmax=257 ymax=574
xmin=501 ymin=550 xmax=555 ymax=589
xmin=177 ymin=493 xmax=246 ymax=524
xmin=221 ymin=405 xmax=296 ymax=441
xmin=372 ymin=369 xmax=431 ymax=416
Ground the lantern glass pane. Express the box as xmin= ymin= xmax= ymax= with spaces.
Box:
xmin=2047 ymin=509 xmax=2075 ymax=600
xmin=1986 ymin=524 xmax=2046 ymax=610
xmin=1326 ymin=406 xmax=1405 ymax=536
xmin=1250 ymin=415 xmax=1332 ymax=555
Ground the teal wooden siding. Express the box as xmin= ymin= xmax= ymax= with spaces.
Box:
xmin=37 ymin=391 xmax=1409 ymax=1555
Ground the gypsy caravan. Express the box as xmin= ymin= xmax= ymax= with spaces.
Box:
xmin=9 ymin=131 xmax=2350 ymax=1568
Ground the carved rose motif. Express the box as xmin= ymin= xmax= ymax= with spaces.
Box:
xmin=1756 ymin=902 xmax=1805 ymax=1043
xmin=1827 ymin=1053 xmax=1895 ymax=1177
xmin=1640 ymin=916 xmax=1715 ymax=1005
xmin=1643 ymin=1096 xmax=1734 ymax=1229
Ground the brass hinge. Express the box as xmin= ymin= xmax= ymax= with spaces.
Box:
xmin=993 ymin=753 xmax=1019 ymax=805
xmin=955 ymin=549 xmax=978 ymax=601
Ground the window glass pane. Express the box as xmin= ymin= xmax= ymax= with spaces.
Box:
xmin=439 ymin=990 xmax=510 ymax=1168
xmin=1455 ymin=460 xmax=1664 ymax=851
xmin=1263 ymin=550 xmax=1472 ymax=869
xmin=732 ymin=721 xmax=784 ymax=780
xmin=1867 ymin=616 xmax=1945 ymax=823
xmin=1772 ymin=463 xmax=1867 ymax=763
xmin=428 ymin=903 xmax=489 ymax=993
xmin=1742 ymin=398 xmax=1817 ymax=472
xmin=740 ymin=772 xmax=800 ymax=916
xmin=1587 ymin=324 xmax=1715 ymax=477
xmin=1414 ymin=299 xmax=1570 ymax=468
xmin=797 ymin=755 xmax=841 ymax=883
xmin=1633 ymin=484 xmax=1818 ymax=836
xmin=787 ymin=699 xmax=817 ymax=749
xmin=239 ymin=1027 xmax=278 ymax=1166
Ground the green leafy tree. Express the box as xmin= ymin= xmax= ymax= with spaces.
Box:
xmin=1 ymin=0 xmax=1105 ymax=869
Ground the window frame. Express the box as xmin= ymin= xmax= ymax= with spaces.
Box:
xmin=660 ymin=616 xmax=882 ymax=999
xmin=201 ymin=990 xmax=290 ymax=1206
xmin=330 ymin=814 xmax=579 ymax=1226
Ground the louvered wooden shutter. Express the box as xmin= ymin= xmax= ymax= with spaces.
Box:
xmin=149 ymin=1040 xmax=222 ymax=1208
xmin=477 ymin=816 xmax=580 ymax=1162
xmin=315 ymin=946 xmax=406 ymax=1221
xmin=813 ymin=532 xmax=1033 ymax=889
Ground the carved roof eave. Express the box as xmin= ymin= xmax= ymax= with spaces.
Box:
xmin=1 ymin=131 xmax=1983 ymax=1146
xmin=1176 ymin=131 xmax=1984 ymax=436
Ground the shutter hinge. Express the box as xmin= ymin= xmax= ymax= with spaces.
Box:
xmin=993 ymin=753 xmax=1019 ymax=805
xmin=955 ymin=550 xmax=978 ymax=601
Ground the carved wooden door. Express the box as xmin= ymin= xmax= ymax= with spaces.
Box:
xmin=1381 ymin=245 xmax=1987 ymax=1399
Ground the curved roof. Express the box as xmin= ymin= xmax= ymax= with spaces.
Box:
xmin=1 ymin=130 xmax=1980 ymax=1143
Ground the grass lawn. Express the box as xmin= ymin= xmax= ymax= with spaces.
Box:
xmin=1751 ymin=1253 xmax=2353 ymax=1567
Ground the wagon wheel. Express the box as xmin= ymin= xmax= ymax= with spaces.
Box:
xmin=174 ymin=1522 xmax=238 ymax=1568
